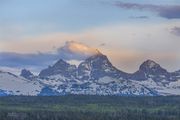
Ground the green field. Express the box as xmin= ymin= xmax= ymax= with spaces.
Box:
xmin=0 ymin=95 xmax=180 ymax=120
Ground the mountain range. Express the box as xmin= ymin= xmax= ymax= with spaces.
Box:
xmin=0 ymin=51 xmax=180 ymax=96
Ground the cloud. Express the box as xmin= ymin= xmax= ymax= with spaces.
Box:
xmin=1 ymin=21 xmax=180 ymax=73
xmin=57 ymin=41 xmax=100 ymax=60
xmin=0 ymin=31 xmax=98 ymax=53
xmin=114 ymin=1 xmax=180 ymax=19
xmin=171 ymin=27 xmax=180 ymax=36
xmin=0 ymin=52 xmax=59 ymax=71
xmin=129 ymin=16 xmax=149 ymax=19
xmin=0 ymin=41 xmax=101 ymax=73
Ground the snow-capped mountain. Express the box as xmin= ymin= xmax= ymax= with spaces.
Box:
xmin=130 ymin=60 xmax=180 ymax=95
xmin=77 ymin=54 xmax=129 ymax=81
xmin=35 ymin=54 xmax=180 ymax=96
xmin=131 ymin=60 xmax=171 ymax=81
xmin=0 ymin=52 xmax=180 ymax=96
xmin=39 ymin=59 xmax=77 ymax=79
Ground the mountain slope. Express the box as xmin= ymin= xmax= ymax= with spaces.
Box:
xmin=0 ymin=70 xmax=43 ymax=95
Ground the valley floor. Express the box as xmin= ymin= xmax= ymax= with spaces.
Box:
xmin=0 ymin=95 xmax=180 ymax=120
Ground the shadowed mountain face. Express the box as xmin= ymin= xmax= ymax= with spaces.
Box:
xmin=139 ymin=60 xmax=168 ymax=75
xmin=39 ymin=59 xmax=77 ymax=78
xmin=20 ymin=69 xmax=34 ymax=80
xmin=39 ymin=54 xmax=130 ymax=81
xmin=39 ymin=57 xmax=179 ymax=82
xmin=78 ymin=54 xmax=129 ymax=80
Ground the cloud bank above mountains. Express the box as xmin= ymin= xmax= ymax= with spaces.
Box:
xmin=0 ymin=41 xmax=101 ymax=74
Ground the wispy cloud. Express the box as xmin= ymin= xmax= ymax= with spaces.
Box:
xmin=114 ymin=1 xmax=180 ymax=19
xmin=0 ymin=52 xmax=58 ymax=68
xmin=129 ymin=16 xmax=149 ymax=19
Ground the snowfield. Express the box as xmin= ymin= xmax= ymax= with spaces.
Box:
xmin=0 ymin=71 xmax=43 ymax=95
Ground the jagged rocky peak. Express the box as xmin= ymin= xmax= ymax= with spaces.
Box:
xmin=139 ymin=59 xmax=168 ymax=75
xmin=130 ymin=60 xmax=180 ymax=82
xmin=78 ymin=53 xmax=127 ymax=80
xmin=78 ymin=53 xmax=107 ymax=80
xmin=131 ymin=59 xmax=171 ymax=81
xmin=85 ymin=53 xmax=108 ymax=64
xmin=39 ymin=59 xmax=77 ymax=78
xmin=140 ymin=60 xmax=158 ymax=69
xmin=53 ymin=59 xmax=72 ymax=68
xmin=20 ymin=69 xmax=34 ymax=79
xmin=86 ymin=54 xmax=115 ymax=71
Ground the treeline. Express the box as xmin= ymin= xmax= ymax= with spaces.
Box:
xmin=0 ymin=95 xmax=179 ymax=120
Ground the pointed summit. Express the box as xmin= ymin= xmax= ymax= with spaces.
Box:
xmin=78 ymin=53 xmax=128 ymax=80
xmin=140 ymin=60 xmax=158 ymax=69
xmin=39 ymin=59 xmax=77 ymax=78
xmin=139 ymin=59 xmax=167 ymax=75
xmin=20 ymin=69 xmax=34 ymax=80
xmin=53 ymin=59 xmax=71 ymax=69
xmin=131 ymin=59 xmax=170 ymax=81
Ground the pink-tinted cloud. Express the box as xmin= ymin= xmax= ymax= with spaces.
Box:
xmin=57 ymin=41 xmax=100 ymax=60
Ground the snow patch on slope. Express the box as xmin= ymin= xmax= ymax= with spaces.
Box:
xmin=98 ymin=76 xmax=117 ymax=84
xmin=133 ymin=78 xmax=180 ymax=95
xmin=66 ymin=60 xmax=83 ymax=67
xmin=0 ymin=71 xmax=43 ymax=95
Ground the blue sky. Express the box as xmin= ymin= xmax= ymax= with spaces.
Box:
xmin=0 ymin=0 xmax=171 ymax=35
xmin=0 ymin=0 xmax=180 ymax=74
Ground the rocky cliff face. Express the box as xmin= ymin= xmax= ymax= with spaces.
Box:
xmin=39 ymin=59 xmax=77 ymax=79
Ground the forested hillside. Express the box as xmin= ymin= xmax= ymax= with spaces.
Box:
xmin=0 ymin=95 xmax=179 ymax=120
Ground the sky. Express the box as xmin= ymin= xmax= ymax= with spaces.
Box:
xmin=0 ymin=0 xmax=180 ymax=75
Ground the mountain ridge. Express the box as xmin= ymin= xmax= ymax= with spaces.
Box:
xmin=0 ymin=53 xmax=180 ymax=96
